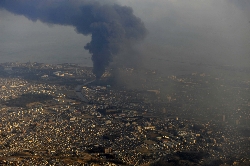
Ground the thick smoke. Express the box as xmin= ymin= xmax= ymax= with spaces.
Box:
xmin=0 ymin=0 xmax=146 ymax=79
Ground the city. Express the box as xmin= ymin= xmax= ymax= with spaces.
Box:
xmin=0 ymin=62 xmax=249 ymax=165
xmin=1 ymin=0 xmax=250 ymax=165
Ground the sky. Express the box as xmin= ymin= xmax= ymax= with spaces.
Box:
xmin=0 ymin=0 xmax=250 ymax=72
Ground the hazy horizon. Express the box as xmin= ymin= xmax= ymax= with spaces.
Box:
xmin=1 ymin=0 xmax=250 ymax=71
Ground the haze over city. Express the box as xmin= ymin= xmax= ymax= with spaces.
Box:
xmin=0 ymin=0 xmax=250 ymax=165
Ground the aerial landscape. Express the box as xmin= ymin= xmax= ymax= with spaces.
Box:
xmin=0 ymin=0 xmax=250 ymax=165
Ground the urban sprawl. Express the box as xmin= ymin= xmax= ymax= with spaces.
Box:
xmin=0 ymin=62 xmax=249 ymax=165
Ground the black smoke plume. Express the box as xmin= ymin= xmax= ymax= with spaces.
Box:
xmin=0 ymin=0 xmax=146 ymax=79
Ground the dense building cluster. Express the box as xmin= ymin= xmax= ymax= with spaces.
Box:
xmin=0 ymin=62 xmax=249 ymax=165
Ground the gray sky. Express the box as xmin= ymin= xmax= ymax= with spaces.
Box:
xmin=0 ymin=9 xmax=92 ymax=65
xmin=0 ymin=0 xmax=250 ymax=70
xmin=118 ymin=0 xmax=250 ymax=69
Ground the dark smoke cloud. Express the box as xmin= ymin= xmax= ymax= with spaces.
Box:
xmin=0 ymin=0 xmax=146 ymax=79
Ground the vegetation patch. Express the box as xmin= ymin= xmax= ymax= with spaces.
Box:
xmin=4 ymin=93 xmax=53 ymax=107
